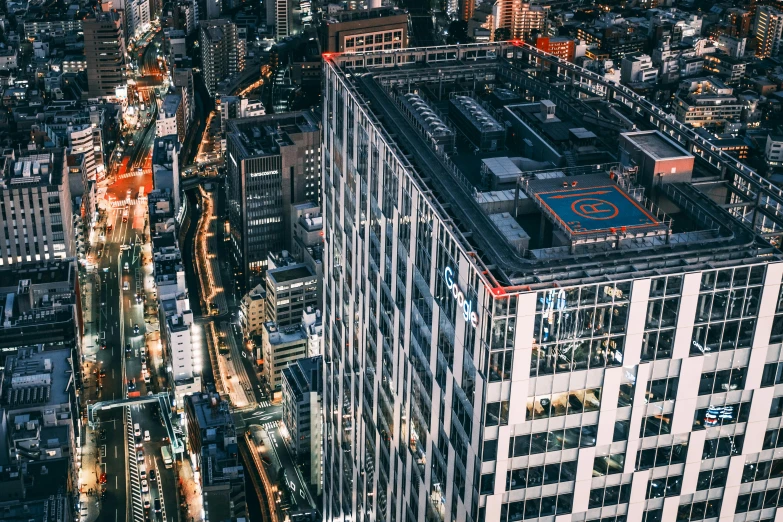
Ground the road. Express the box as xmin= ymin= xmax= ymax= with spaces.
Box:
xmin=86 ymin=26 xmax=179 ymax=522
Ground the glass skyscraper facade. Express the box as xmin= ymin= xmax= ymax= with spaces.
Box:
xmin=321 ymin=42 xmax=783 ymax=522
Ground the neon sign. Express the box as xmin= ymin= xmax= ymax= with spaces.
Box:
xmin=444 ymin=267 xmax=479 ymax=328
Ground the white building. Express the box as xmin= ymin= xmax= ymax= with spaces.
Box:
xmin=126 ymin=0 xmax=151 ymax=39
xmin=240 ymin=282 xmax=266 ymax=337
xmin=282 ymin=355 xmax=322 ymax=493
xmin=156 ymin=93 xmax=186 ymax=143
xmin=261 ymin=322 xmax=306 ymax=396
xmin=621 ymin=53 xmax=659 ymax=84
xmin=766 ymin=135 xmax=783 ymax=169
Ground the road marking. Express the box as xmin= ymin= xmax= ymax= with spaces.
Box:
xmin=115 ymin=445 xmax=118 ymax=458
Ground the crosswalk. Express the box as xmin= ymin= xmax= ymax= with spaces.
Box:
xmin=260 ymin=420 xmax=279 ymax=431
xmin=111 ymin=199 xmax=146 ymax=208
xmin=259 ymin=400 xmax=272 ymax=408
xmin=116 ymin=169 xmax=149 ymax=180
xmin=126 ymin=407 xmax=145 ymax=522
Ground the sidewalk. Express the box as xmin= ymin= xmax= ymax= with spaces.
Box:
xmin=176 ymin=456 xmax=204 ymax=522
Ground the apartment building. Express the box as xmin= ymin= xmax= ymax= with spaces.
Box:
xmin=322 ymin=43 xmax=783 ymax=522
xmin=754 ymin=6 xmax=783 ymax=59
xmin=621 ymin=54 xmax=659 ymax=85
xmin=156 ymin=93 xmax=187 ymax=144
xmin=766 ymin=135 xmax=783 ymax=169
xmin=265 ymin=263 xmax=318 ymax=327
xmin=218 ymin=96 xmax=265 ymax=132
xmin=674 ymin=77 xmax=743 ymax=128
xmin=240 ymin=283 xmax=266 ymax=337
xmin=126 ymin=0 xmax=151 ymax=39
xmin=152 ymin=136 xmax=181 ymax=213
xmin=83 ymin=11 xmax=127 ymax=98
xmin=199 ymin=19 xmax=245 ymax=97
xmin=535 ymin=36 xmax=575 ymax=62
xmin=261 ymin=321 xmax=306 ymax=395
xmin=492 ymin=0 xmax=547 ymax=41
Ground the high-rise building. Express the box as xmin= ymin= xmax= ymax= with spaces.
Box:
xmin=282 ymin=355 xmax=323 ymax=493
xmin=152 ymin=135 xmax=181 ymax=213
xmin=261 ymin=321 xmax=306 ymax=394
xmin=218 ymin=96 xmax=265 ymax=132
xmin=156 ymin=93 xmax=187 ymax=143
xmin=224 ymin=111 xmax=320 ymax=289
xmin=265 ymin=263 xmax=319 ymax=327
xmin=492 ymin=0 xmax=547 ymax=41
xmin=172 ymin=67 xmax=195 ymax=124
xmin=322 ymin=44 xmax=783 ymax=522
xmin=126 ymin=0 xmax=150 ymax=38
xmin=754 ymin=6 xmax=783 ymax=58
xmin=199 ymin=19 xmax=245 ymax=97
xmin=0 ymin=150 xmax=74 ymax=267
xmin=83 ymin=11 xmax=127 ymax=98
xmin=204 ymin=0 xmax=220 ymax=19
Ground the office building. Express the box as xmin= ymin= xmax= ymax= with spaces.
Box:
xmin=83 ymin=11 xmax=127 ymax=98
xmin=184 ymin=392 xmax=247 ymax=522
xmin=205 ymin=0 xmax=220 ymax=19
xmin=200 ymin=19 xmax=245 ymax=97
xmin=156 ymin=93 xmax=187 ymax=143
xmin=0 ymin=259 xmax=79 ymax=354
xmin=674 ymin=77 xmax=743 ymax=128
xmin=261 ymin=321 xmax=306 ymax=395
xmin=754 ymin=6 xmax=783 ymax=59
xmin=152 ymin=136 xmax=181 ymax=213
xmin=224 ymin=112 xmax=320 ymax=289
xmin=240 ymin=283 xmax=266 ymax=337
xmin=172 ymin=67 xmax=195 ymax=125
xmin=282 ymin=355 xmax=322 ymax=493
xmin=322 ymin=43 xmax=783 ymax=522
xmin=265 ymin=263 xmax=318 ymax=327
xmin=0 ymin=151 xmax=74 ymax=267
xmin=319 ymin=7 xmax=408 ymax=53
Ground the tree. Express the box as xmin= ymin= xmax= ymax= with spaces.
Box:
xmin=494 ymin=27 xmax=511 ymax=42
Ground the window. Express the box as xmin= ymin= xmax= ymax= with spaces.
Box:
xmin=702 ymin=434 xmax=743 ymax=458
xmin=639 ymin=412 xmax=672 ymax=437
xmin=613 ymin=420 xmax=630 ymax=442
xmin=526 ymin=387 xmax=601 ymax=420
xmin=677 ymin=499 xmax=722 ymax=520
xmin=646 ymin=474 xmax=682 ymax=498
xmin=480 ymin=473 xmax=494 ymax=494
xmin=482 ymin=439 xmax=497 ymax=462
xmin=508 ymin=425 xmax=597 ymax=457
xmin=635 ymin=442 xmax=688 ymax=470
xmin=593 ymin=453 xmax=625 ymax=475
xmin=499 ymin=493 xmax=572 ymax=521
xmin=698 ymin=367 xmax=747 ymax=395
xmin=763 ymin=427 xmax=783 ymax=449
xmin=693 ymin=401 xmax=751 ymax=429
xmin=696 ymin=466 xmax=728 ymax=490
xmin=485 ymin=401 xmax=509 ymax=426
xmin=736 ymin=490 xmax=782 ymax=512
xmin=645 ymin=377 xmax=678 ymax=403
xmin=588 ymin=484 xmax=631 ymax=509
xmin=741 ymin=458 xmax=783 ymax=483
xmin=761 ymin=362 xmax=783 ymax=387
xmin=506 ymin=460 xmax=576 ymax=491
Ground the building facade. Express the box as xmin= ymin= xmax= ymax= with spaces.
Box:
xmin=754 ymin=6 xmax=783 ymax=59
xmin=319 ymin=7 xmax=408 ymax=54
xmin=265 ymin=263 xmax=319 ymax=327
xmin=199 ymin=19 xmax=245 ymax=97
xmin=261 ymin=321 xmax=306 ymax=394
xmin=322 ymin=44 xmax=783 ymax=522
xmin=83 ymin=11 xmax=127 ymax=98
xmin=224 ymin=112 xmax=320 ymax=289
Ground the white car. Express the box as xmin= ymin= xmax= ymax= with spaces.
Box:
xmin=144 ymin=498 xmax=150 ymax=509
xmin=123 ymin=281 xmax=130 ymax=290
xmin=140 ymin=468 xmax=147 ymax=479
xmin=134 ymin=423 xmax=141 ymax=437
xmin=141 ymin=479 xmax=149 ymax=493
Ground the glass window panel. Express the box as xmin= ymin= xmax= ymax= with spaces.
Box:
xmin=524 ymin=498 xmax=540 ymax=520
xmin=539 ymin=496 xmax=556 ymax=517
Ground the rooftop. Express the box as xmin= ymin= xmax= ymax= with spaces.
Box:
xmin=186 ymin=393 xmax=233 ymax=430
xmin=283 ymin=355 xmax=322 ymax=398
xmin=267 ymin=263 xmax=315 ymax=284
xmin=226 ymin=111 xmax=318 ymax=159
xmin=326 ymin=43 xmax=778 ymax=288
xmin=621 ymin=130 xmax=692 ymax=160
xmin=3 ymin=347 xmax=71 ymax=410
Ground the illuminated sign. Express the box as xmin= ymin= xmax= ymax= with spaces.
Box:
xmin=250 ymin=170 xmax=278 ymax=178
xmin=444 ymin=267 xmax=479 ymax=328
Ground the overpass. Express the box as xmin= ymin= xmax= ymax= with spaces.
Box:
xmin=88 ymin=393 xmax=184 ymax=453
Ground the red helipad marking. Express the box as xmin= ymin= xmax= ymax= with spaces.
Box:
xmin=571 ymin=198 xmax=619 ymax=220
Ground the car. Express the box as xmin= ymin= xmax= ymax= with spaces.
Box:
xmin=129 ymin=379 xmax=136 ymax=391
xmin=100 ymin=342 xmax=106 ymax=350
xmin=126 ymin=189 xmax=132 ymax=199
xmin=141 ymin=479 xmax=149 ymax=493
xmin=154 ymin=499 xmax=161 ymax=513
xmin=123 ymin=281 xmax=130 ymax=290
xmin=124 ymin=262 xmax=130 ymax=272
xmin=149 ymin=469 xmax=156 ymax=481
xmin=126 ymin=343 xmax=132 ymax=353
xmin=141 ymin=354 xmax=147 ymax=364
xmin=99 ymin=473 xmax=108 ymax=484
xmin=140 ymin=468 xmax=147 ymax=479
xmin=144 ymin=498 xmax=150 ymax=509
xmin=144 ymin=373 xmax=151 ymax=384
xmin=136 ymin=293 xmax=143 ymax=304
xmin=100 ymin=430 xmax=107 ymax=441
xmin=134 ymin=423 xmax=141 ymax=437
xmin=134 ymin=324 xmax=140 ymax=334
xmin=137 ymin=450 xmax=144 ymax=462
xmin=107 ymin=223 xmax=113 ymax=232
xmin=136 ymin=435 xmax=142 ymax=448
xmin=99 ymin=369 xmax=107 ymax=378
xmin=144 ymin=430 xmax=151 ymax=442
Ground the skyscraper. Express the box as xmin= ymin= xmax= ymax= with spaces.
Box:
xmin=754 ymin=6 xmax=783 ymax=58
xmin=225 ymin=112 xmax=320 ymax=289
xmin=322 ymin=43 xmax=783 ymax=522
xmin=199 ymin=19 xmax=245 ymax=97
xmin=83 ymin=11 xmax=127 ymax=98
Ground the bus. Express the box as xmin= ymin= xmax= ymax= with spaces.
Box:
xmin=161 ymin=446 xmax=173 ymax=468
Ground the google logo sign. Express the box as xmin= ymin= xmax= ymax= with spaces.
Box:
xmin=444 ymin=267 xmax=479 ymax=329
